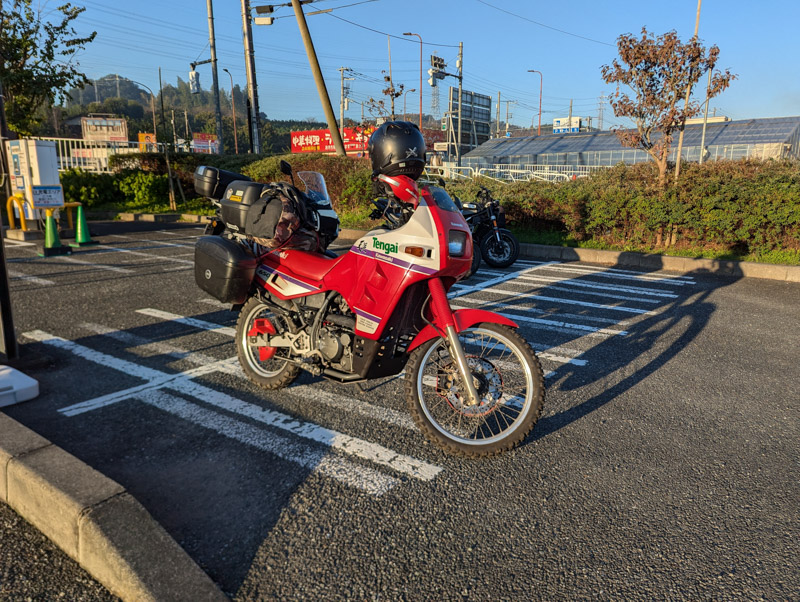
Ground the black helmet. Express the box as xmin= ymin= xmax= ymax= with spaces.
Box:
xmin=368 ymin=120 xmax=426 ymax=180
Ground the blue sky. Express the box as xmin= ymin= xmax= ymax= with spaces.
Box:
xmin=68 ymin=0 xmax=800 ymax=129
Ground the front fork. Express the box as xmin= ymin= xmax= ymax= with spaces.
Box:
xmin=428 ymin=278 xmax=481 ymax=406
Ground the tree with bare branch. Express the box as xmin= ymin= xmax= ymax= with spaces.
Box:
xmin=601 ymin=28 xmax=734 ymax=188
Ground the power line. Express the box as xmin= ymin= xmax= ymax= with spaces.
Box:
xmin=475 ymin=0 xmax=614 ymax=47
xmin=324 ymin=13 xmax=459 ymax=47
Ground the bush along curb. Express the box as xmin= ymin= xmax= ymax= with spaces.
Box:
xmin=332 ymin=229 xmax=800 ymax=283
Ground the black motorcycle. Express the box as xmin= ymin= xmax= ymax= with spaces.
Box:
xmin=456 ymin=187 xmax=520 ymax=271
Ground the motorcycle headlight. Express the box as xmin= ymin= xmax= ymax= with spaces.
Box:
xmin=448 ymin=230 xmax=468 ymax=257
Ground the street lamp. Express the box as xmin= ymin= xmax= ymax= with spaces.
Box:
xmin=402 ymin=32 xmax=423 ymax=129
xmin=121 ymin=77 xmax=160 ymax=150
xmin=403 ymin=88 xmax=417 ymax=121
xmin=527 ymin=69 xmax=543 ymax=136
xmin=222 ymin=68 xmax=239 ymax=154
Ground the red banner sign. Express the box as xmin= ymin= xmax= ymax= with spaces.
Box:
xmin=291 ymin=127 xmax=374 ymax=154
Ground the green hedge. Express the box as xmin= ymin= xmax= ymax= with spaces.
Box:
xmin=445 ymin=159 xmax=800 ymax=256
xmin=69 ymin=153 xmax=800 ymax=258
xmin=59 ymin=169 xmax=167 ymax=208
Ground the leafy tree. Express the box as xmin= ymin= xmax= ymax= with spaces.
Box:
xmin=0 ymin=0 xmax=96 ymax=135
xmin=601 ymin=28 xmax=734 ymax=188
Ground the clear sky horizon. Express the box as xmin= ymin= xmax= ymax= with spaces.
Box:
xmin=67 ymin=0 xmax=799 ymax=130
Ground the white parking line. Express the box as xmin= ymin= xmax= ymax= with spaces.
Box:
xmin=2 ymin=238 xmax=35 ymax=247
xmin=79 ymin=322 xmax=224 ymax=366
xmin=448 ymin=262 xmax=556 ymax=299
xmin=449 ymin=303 xmax=627 ymax=336
xmin=26 ymin=329 xmax=441 ymax=493
xmin=108 ymin=234 xmax=194 ymax=249
xmin=53 ymin=255 xmax=133 ymax=274
xmin=453 ymin=286 xmax=653 ymax=315
xmin=82 ymin=321 xmax=416 ymax=430
xmin=136 ymin=308 xmax=236 ymax=337
xmin=527 ymin=262 xmax=696 ymax=285
xmin=514 ymin=274 xmax=679 ymax=298
xmin=139 ymin=390 xmax=399 ymax=496
xmin=7 ymin=269 xmax=55 ymax=286
xmin=454 ymin=282 xmax=662 ymax=305
xmin=96 ymin=246 xmax=194 ymax=265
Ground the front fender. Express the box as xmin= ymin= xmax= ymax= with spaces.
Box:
xmin=407 ymin=309 xmax=519 ymax=352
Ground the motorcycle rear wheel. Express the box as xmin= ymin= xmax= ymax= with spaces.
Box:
xmin=405 ymin=323 xmax=544 ymax=457
xmin=480 ymin=229 xmax=520 ymax=268
xmin=236 ymin=297 xmax=300 ymax=389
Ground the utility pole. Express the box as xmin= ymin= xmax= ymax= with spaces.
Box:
xmin=338 ymin=66 xmax=353 ymax=140
xmin=387 ymin=36 xmax=396 ymax=118
xmin=527 ymin=69 xmax=543 ymax=135
xmin=505 ymin=100 xmax=516 ymax=136
xmin=699 ymin=69 xmax=712 ymax=164
xmin=674 ymin=0 xmax=702 ymax=182
xmin=456 ymin=42 xmax=463 ymax=166
xmin=291 ymin=0 xmax=345 ymax=156
xmin=159 ymin=68 xmax=177 ymax=211
xmin=115 ymin=73 xmax=120 ymax=97
xmin=184 ymin=110 xmax=190 ymax=139
xmin=241 ymin=0 xmax=261 ymax=153
xmin=496 ymin=92 xmax=501 ymax=138
xmin=568 ymin=98 xmax=573 ymax=132
xmin=206 ymin=0 xmax=225 ymax=154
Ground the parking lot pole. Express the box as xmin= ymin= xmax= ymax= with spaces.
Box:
xmin=0 ymin=214 xmax=18 ymax=362
xmin=0 ymin=80 xmax=19 ymax=361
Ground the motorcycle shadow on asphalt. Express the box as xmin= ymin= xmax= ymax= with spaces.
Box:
xmin=522 ymin=257 xmax=745 ymax=443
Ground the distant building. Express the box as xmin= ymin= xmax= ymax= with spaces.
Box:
xmin=80 ymin=114 xmax=128 ymax=142
xmin=463 ymin=116 xmax=800 ymax=169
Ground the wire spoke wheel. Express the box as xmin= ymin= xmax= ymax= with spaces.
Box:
xmin=405 ymin=323 xmax=544 ymax=456
xmin=236 ymin=297 xmax=300 ymax=389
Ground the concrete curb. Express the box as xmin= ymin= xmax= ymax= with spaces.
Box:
xmin=336 ymin=229 xmax=800 ymax=282
xmin=0 ymin=413 xmax=228 ymax=602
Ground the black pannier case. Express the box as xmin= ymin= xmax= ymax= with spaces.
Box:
xmin=194 ymin=165 xmax=251 ymax=200
xmin=220 ymin=181 xmax=267 ymax=233
xmin=194 ymin=236 xmax=257 ymax=304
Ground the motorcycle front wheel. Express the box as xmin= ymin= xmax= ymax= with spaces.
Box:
xmin=405 ymin=323 xmax=545 ymax=457
xmin=466 ymin=242 xmax=481 ymax=278
xmin=480 ymin=228 xmax=520 ymax=268
xmin=236 ymin=297 xmax=300 ymax=389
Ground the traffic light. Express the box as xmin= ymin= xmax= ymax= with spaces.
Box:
xmin=427 ymin=68 xmax=438 ymax=87
xmin=430 ymin=55 xmax=446 ymax=70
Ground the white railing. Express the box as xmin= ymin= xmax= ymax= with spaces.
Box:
xmin=32 ymin=137 xmax=157 ymax=173
xmin=425 ymin=163 xmax=609 ymax=184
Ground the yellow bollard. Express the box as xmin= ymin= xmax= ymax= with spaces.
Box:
xmin=5 ymin=194 xmax=29 ymax=231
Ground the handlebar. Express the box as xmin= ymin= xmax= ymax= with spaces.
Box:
xmin=371 ymin=197 xmax=414 ymax=230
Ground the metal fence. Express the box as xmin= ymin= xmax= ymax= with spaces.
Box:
xmin=32 ymin=137 xmax=157 ymax=173
xmin=424 ymin=163 xmax=607 ymax=184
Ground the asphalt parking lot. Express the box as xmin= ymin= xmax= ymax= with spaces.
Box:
xmin=2 ymin=223 xmax=799 ymax=599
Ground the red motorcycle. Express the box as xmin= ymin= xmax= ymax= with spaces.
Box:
xmin=194 ymin=126 xmax=544 ymax=456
